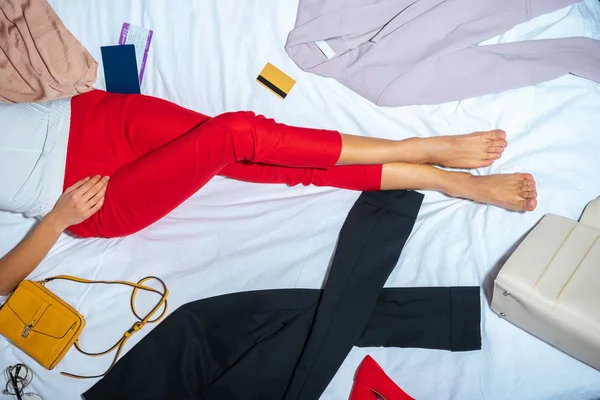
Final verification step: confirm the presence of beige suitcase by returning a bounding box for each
[491,199,600,370]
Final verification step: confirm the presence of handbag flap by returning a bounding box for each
[496,214,577,297]
[5,281,82,338]
[552,235,600,335]
[527,223,599,310]
[495,213,600,322]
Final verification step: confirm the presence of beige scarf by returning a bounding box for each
[0,0,97,103]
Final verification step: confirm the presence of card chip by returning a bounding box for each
[257,63,296,99]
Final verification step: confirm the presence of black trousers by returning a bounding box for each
[84,191,481,400]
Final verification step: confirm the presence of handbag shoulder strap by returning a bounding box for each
[41,275,168,379]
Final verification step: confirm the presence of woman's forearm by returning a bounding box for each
[0,176,109,296]
[0,213,65,296]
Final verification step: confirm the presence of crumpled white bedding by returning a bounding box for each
[1,1,600,399]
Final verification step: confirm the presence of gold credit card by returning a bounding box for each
[257,63,296,99]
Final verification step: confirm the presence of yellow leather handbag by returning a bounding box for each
[0,275,168,379]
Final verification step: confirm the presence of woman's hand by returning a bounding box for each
[0,175,109,296]
[47,175,110,231]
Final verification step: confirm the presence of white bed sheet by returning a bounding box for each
[1,1,600,399]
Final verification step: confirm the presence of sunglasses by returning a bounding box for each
[2,364,42,400]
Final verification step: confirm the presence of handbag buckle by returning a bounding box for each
[21,324,33,339]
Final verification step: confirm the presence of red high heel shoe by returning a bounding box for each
[349,355,415,400]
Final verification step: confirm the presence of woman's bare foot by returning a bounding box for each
[379,162,537,212]
[423,130,508,169]
[454,173,538,212]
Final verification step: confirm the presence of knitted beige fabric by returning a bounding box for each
[0,0,97,103]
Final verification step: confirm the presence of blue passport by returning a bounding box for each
[101,44,141,94]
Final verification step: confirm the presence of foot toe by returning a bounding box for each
[486,146,504,154]
[489,140,508,148]
[486,130,506,140]
[520,190,537,199]
[520,173,534,181]
[485,154,501,162]
[521,182,535,191]
[525,198,537,211]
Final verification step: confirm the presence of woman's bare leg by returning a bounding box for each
[337,130,508,169]
[381,163,537,212]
